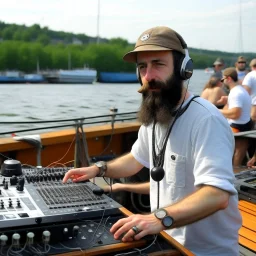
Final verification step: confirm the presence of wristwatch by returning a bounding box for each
[94,161,107,177]
[154,208,174,229]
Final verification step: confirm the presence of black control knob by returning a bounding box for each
[63,228,69,240]
[4,181,8,190]
[10,176,18,186]
[16,199,21,208]
[73,225,79,238]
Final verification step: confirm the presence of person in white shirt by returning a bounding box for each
[63,26,241,256]
[242,58,256,126]
[235,56,248,84]
[218,67,252,166]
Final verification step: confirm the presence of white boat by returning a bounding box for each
[46,69,97,84]
[204,67,214,74]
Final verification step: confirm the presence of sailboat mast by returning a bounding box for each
[96,0,100,44]
[238,0,243,53]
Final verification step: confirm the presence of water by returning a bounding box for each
[0,70,211,135]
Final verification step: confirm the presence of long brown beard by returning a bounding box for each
[137,74,183,126]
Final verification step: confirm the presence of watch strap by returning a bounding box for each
[95,161,107,177]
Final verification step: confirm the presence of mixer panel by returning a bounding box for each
[0,166,121,228]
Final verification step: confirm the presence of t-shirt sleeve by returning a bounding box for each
[131,125,150,168]
[191,115,237,195]
[242,73,252,88]
[228,90,243,109]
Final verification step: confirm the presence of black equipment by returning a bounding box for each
[234,168,256,203]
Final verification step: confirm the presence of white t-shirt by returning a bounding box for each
[131,95,242,256]
[242,70,256,105]
[227,85,251,125]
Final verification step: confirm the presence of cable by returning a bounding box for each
[114,235,158,256]
[46,134,76,168]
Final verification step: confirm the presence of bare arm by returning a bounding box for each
[104,182,150,194]
[110,185,230,242]
[63,152,143,183]
[220,107,242,119]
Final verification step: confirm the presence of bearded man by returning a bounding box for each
[63,26,242,256]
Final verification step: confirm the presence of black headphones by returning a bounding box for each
[136,32,193,84]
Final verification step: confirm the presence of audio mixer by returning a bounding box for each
[0,159,190,256]
[0,159,127,255]
[234,168,256,203]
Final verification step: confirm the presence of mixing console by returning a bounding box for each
[234,168,256,203]
[0,160,180,256]
[0,166,121,229]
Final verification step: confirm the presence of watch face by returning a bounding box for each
[162,216,173,228]
[155,209,167,219]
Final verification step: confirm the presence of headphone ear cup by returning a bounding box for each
[180,57,193,80]
[136,68,142,85]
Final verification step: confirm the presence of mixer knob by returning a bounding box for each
[42,230,51,244]
[4,181,8,190]
[51,173,56,180]
[10,176,18,186]
[16,199,21,208]
[63,228,69,240]
[26,175,31,183]
[35,175,39,182]
[73,225,79,238]
[47,174,51,181]
[39,175,43,182]
[2,178,5,185]
[16,185,24,192]
[43,174,47,181]
[8,201,13,208]
[0,234,8,246]
[12,233,20,249]
[27,232,35,245]
[0,200,4,209]
[18,177,25,185]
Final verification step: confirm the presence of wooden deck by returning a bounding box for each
[238,200,256,254]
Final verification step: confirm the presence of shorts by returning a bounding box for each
[230,119,253,133]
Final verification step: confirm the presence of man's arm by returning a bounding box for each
[104,182,150,194]
[110,184,230,242]
[63,152,144,183]
[220,107,241,119]
[164,185,229,228]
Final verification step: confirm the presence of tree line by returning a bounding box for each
[0,21,255,73]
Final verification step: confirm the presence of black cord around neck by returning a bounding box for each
[152,95,199,169]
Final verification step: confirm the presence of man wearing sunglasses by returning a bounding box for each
[242,58,256,126]
[218,67,252,166]
[235,56,248,84]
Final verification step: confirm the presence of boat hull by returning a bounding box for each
[98,72,138,83]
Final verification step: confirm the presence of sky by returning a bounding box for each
[1,0,255,53]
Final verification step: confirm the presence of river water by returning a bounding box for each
[0,69,211,135]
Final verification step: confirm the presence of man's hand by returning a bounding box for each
[217,96,228,105]
[110,213,163,242]
[247,156,256,168]
[62,165,99,183]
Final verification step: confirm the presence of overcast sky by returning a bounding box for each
[1,0,255,53]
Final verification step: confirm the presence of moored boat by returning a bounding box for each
[45,69,97,84]
[98,71,138,83]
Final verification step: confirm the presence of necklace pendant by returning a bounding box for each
[150,166,165,182]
